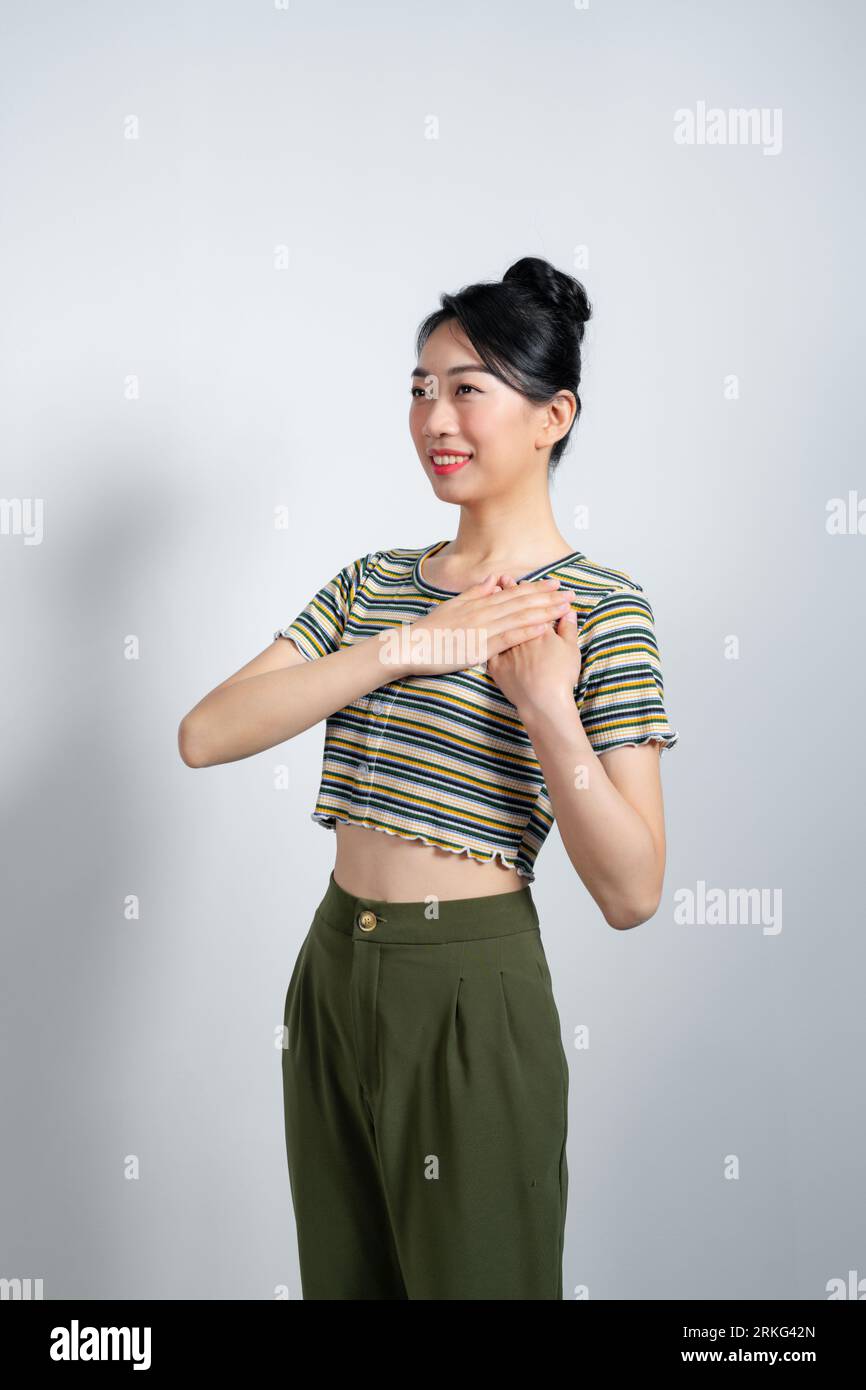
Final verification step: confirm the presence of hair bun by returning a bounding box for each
[503,256,592,327]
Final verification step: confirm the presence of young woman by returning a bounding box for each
[178,256,679,1301]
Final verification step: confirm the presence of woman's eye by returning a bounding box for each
[410,383,480,398]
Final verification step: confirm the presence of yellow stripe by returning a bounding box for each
[316,773,526,834]
[322,734,539,800]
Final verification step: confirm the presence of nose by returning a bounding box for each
[420,387,460,438]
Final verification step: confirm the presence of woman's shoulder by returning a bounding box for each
[334,545,422,572]
[357,542,444,577]
[558,549,646,600]
[344,545,430,590]
[368,542,431,561]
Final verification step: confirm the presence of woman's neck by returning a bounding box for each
[443,513,575,574]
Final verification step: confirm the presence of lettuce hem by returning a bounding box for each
[308,811,536,882]
[596,729,679,756]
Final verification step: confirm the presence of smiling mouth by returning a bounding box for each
[430,453,472,473]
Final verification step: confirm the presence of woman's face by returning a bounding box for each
[409,319,563,501]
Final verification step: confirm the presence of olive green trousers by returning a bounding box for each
[281,870,569,1300]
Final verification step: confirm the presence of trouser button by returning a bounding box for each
[356,909,378,932]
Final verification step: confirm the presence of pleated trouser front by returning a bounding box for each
[281,870,569,1300]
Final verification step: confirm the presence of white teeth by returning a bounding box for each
[432,455,470,465]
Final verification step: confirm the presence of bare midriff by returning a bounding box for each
[333,821,527,902]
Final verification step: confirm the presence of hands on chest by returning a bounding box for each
[484,573,581,717]
[401,572,576,695]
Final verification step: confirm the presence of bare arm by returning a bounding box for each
[177,634,407,768]
[521,693,667,930]
[177,574,571,769]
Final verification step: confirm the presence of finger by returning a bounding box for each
[480,592,569,625]
[490,621,550,654]
[482,576,562,606]
[459,572,501,597]
[487,591,573,626]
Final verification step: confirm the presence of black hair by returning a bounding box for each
[415,256,592,473]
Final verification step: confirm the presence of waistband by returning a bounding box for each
[314,870,540,944]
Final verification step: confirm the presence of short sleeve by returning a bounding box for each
[575,585,679,756]
[273,552,377,659]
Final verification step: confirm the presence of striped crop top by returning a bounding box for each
[273,540,679,883]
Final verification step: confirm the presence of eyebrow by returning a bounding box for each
[411,364,495,378]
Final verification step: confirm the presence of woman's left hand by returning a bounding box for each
[486,574,582,715]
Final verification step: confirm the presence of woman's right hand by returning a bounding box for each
[397,574,574,677]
